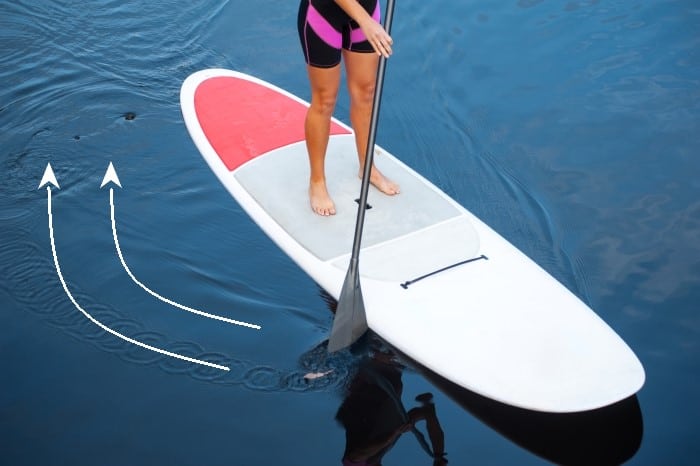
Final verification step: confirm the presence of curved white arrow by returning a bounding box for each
[41,163,230,371]
[102,163,261,330]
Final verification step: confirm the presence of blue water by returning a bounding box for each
[1,0,698,464]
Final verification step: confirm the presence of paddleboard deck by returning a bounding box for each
[181,69,644,413]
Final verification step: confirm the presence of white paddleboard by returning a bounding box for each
[180,69,644,412]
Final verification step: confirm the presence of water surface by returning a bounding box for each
[1,0,699,464]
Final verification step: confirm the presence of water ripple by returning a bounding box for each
[1,226,351,394]
[1,0,234,148]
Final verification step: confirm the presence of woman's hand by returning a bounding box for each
[334,0,393,58]
[359,17,393,58]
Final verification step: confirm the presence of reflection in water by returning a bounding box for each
[413,356,644,466]
[314,290,643,465]
[431,366,643,465]
[336,348,447,466]
[315,291,447,465]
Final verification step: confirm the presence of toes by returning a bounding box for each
[379,181,400,196]
[364,170,400,196]
[309,183,336,216]
[311,203,336,216]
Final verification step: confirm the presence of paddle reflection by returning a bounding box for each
[314,290,447,465]
[336,349,447,466]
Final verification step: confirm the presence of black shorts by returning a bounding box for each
[297,0,381,68]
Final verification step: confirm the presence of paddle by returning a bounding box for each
[328,0,397,353]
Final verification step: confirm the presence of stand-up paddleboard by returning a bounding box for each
[180,69,644,413]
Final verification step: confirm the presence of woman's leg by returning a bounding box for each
[305,64,342,216]
[343,49,400,195]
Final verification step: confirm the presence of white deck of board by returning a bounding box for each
[181,69,645,413]
[230,134,644,412]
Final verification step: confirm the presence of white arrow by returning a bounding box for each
[44,165,230,371]
[100,161,122,188]
[38,162,60,189]
[103,163,261,330]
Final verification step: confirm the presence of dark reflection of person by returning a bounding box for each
[335,349,447,466]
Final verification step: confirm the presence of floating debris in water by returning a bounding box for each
[303,370,333,380]
[123,112,136,121]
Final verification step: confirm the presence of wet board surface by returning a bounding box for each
[181,69,645,412]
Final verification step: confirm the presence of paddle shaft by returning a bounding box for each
[328,0,397,352]
[348,0,396,261]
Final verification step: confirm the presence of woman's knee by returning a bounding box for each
[311,90,338,117]
[348,79,376,108]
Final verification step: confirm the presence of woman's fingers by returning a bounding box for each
[363,21,393,58]
[374,35,393,57]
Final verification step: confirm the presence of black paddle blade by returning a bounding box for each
[328,263,368,352]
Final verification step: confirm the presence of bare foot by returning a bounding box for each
[360,166,400,195]
[309,181,336,216]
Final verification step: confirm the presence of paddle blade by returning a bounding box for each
[328,264,368,352]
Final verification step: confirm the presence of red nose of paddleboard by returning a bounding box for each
[194,76,349,171]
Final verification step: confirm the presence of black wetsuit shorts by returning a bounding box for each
[297,0,381,68]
